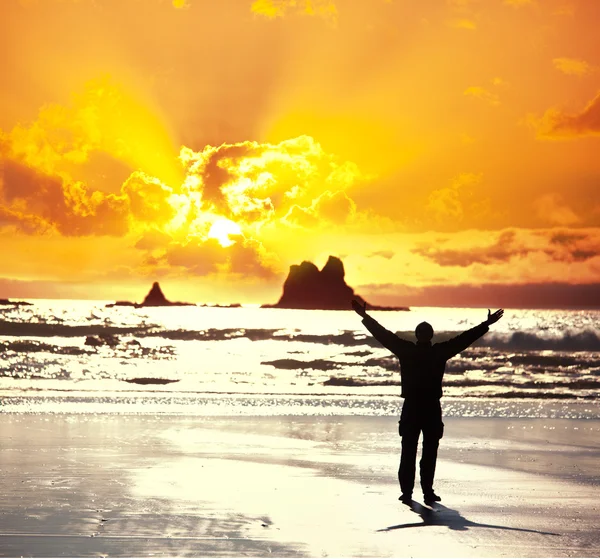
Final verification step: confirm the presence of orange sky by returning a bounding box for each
[1,0,599,307]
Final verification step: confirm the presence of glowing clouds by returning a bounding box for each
[2,76,182,188]
[127,134,365,278]
[464,78,507,107]
[122,172,176,225]
[464,86,500,107]
[553,57,595,77]
[178,135,363,229]
[284,190,356,228]
[446,0,478,30]
[1,103,365,281]
[426,173,484,224]
[251,0,338,21]
[251,0,283,18]
[447,18,477,30]
[136,134,366,277]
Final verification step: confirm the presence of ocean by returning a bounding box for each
[1,301,599,418]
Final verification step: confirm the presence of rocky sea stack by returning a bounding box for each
[263,256,408,311]
[106,282,195,308]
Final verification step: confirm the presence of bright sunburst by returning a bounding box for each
[208,218,243,247]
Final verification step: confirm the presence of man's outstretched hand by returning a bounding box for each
[486,309,504,326]
[352,299,368,318]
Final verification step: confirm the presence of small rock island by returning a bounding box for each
[262,256,408,311]
[106,282,195,308]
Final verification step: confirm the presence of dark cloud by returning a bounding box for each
[2,158,66,220]
[192,146,249,213]
[0,206,49,234]
[359,282,600,309]
[535,91,600,138]
[1,159,130,236]
[571,250,598,261]
[414,229,600,267]
[543,229,600,262]
[550,231,589,245]
[413,230,530,266]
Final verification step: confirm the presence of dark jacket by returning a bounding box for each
[362,316,489,401]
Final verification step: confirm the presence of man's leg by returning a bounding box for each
[398,401,420,501]
[399,432,419,499]
[398,408,419,500]
[419,432,440,496]
[420,405,444,501]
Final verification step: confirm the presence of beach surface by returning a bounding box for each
[0,412,599,557]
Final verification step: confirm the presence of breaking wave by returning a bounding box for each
[2,319,599,353]
[475,329,600,352]
[323,376,600,391]
[0,319,150,338]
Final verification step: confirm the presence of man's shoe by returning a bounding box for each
[399,494,413,505]
[423,492,441,504]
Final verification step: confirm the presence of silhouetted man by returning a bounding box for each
[352,300,504,505]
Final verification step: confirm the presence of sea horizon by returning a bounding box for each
[3,296,600,311]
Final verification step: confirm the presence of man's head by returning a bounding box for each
[415,321,434,342]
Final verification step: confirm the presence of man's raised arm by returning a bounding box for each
[439,308,504,360]
[352,299,411,356]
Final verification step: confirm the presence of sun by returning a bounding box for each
[208,218,243,247]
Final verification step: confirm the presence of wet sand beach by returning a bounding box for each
[0,412,599,557]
